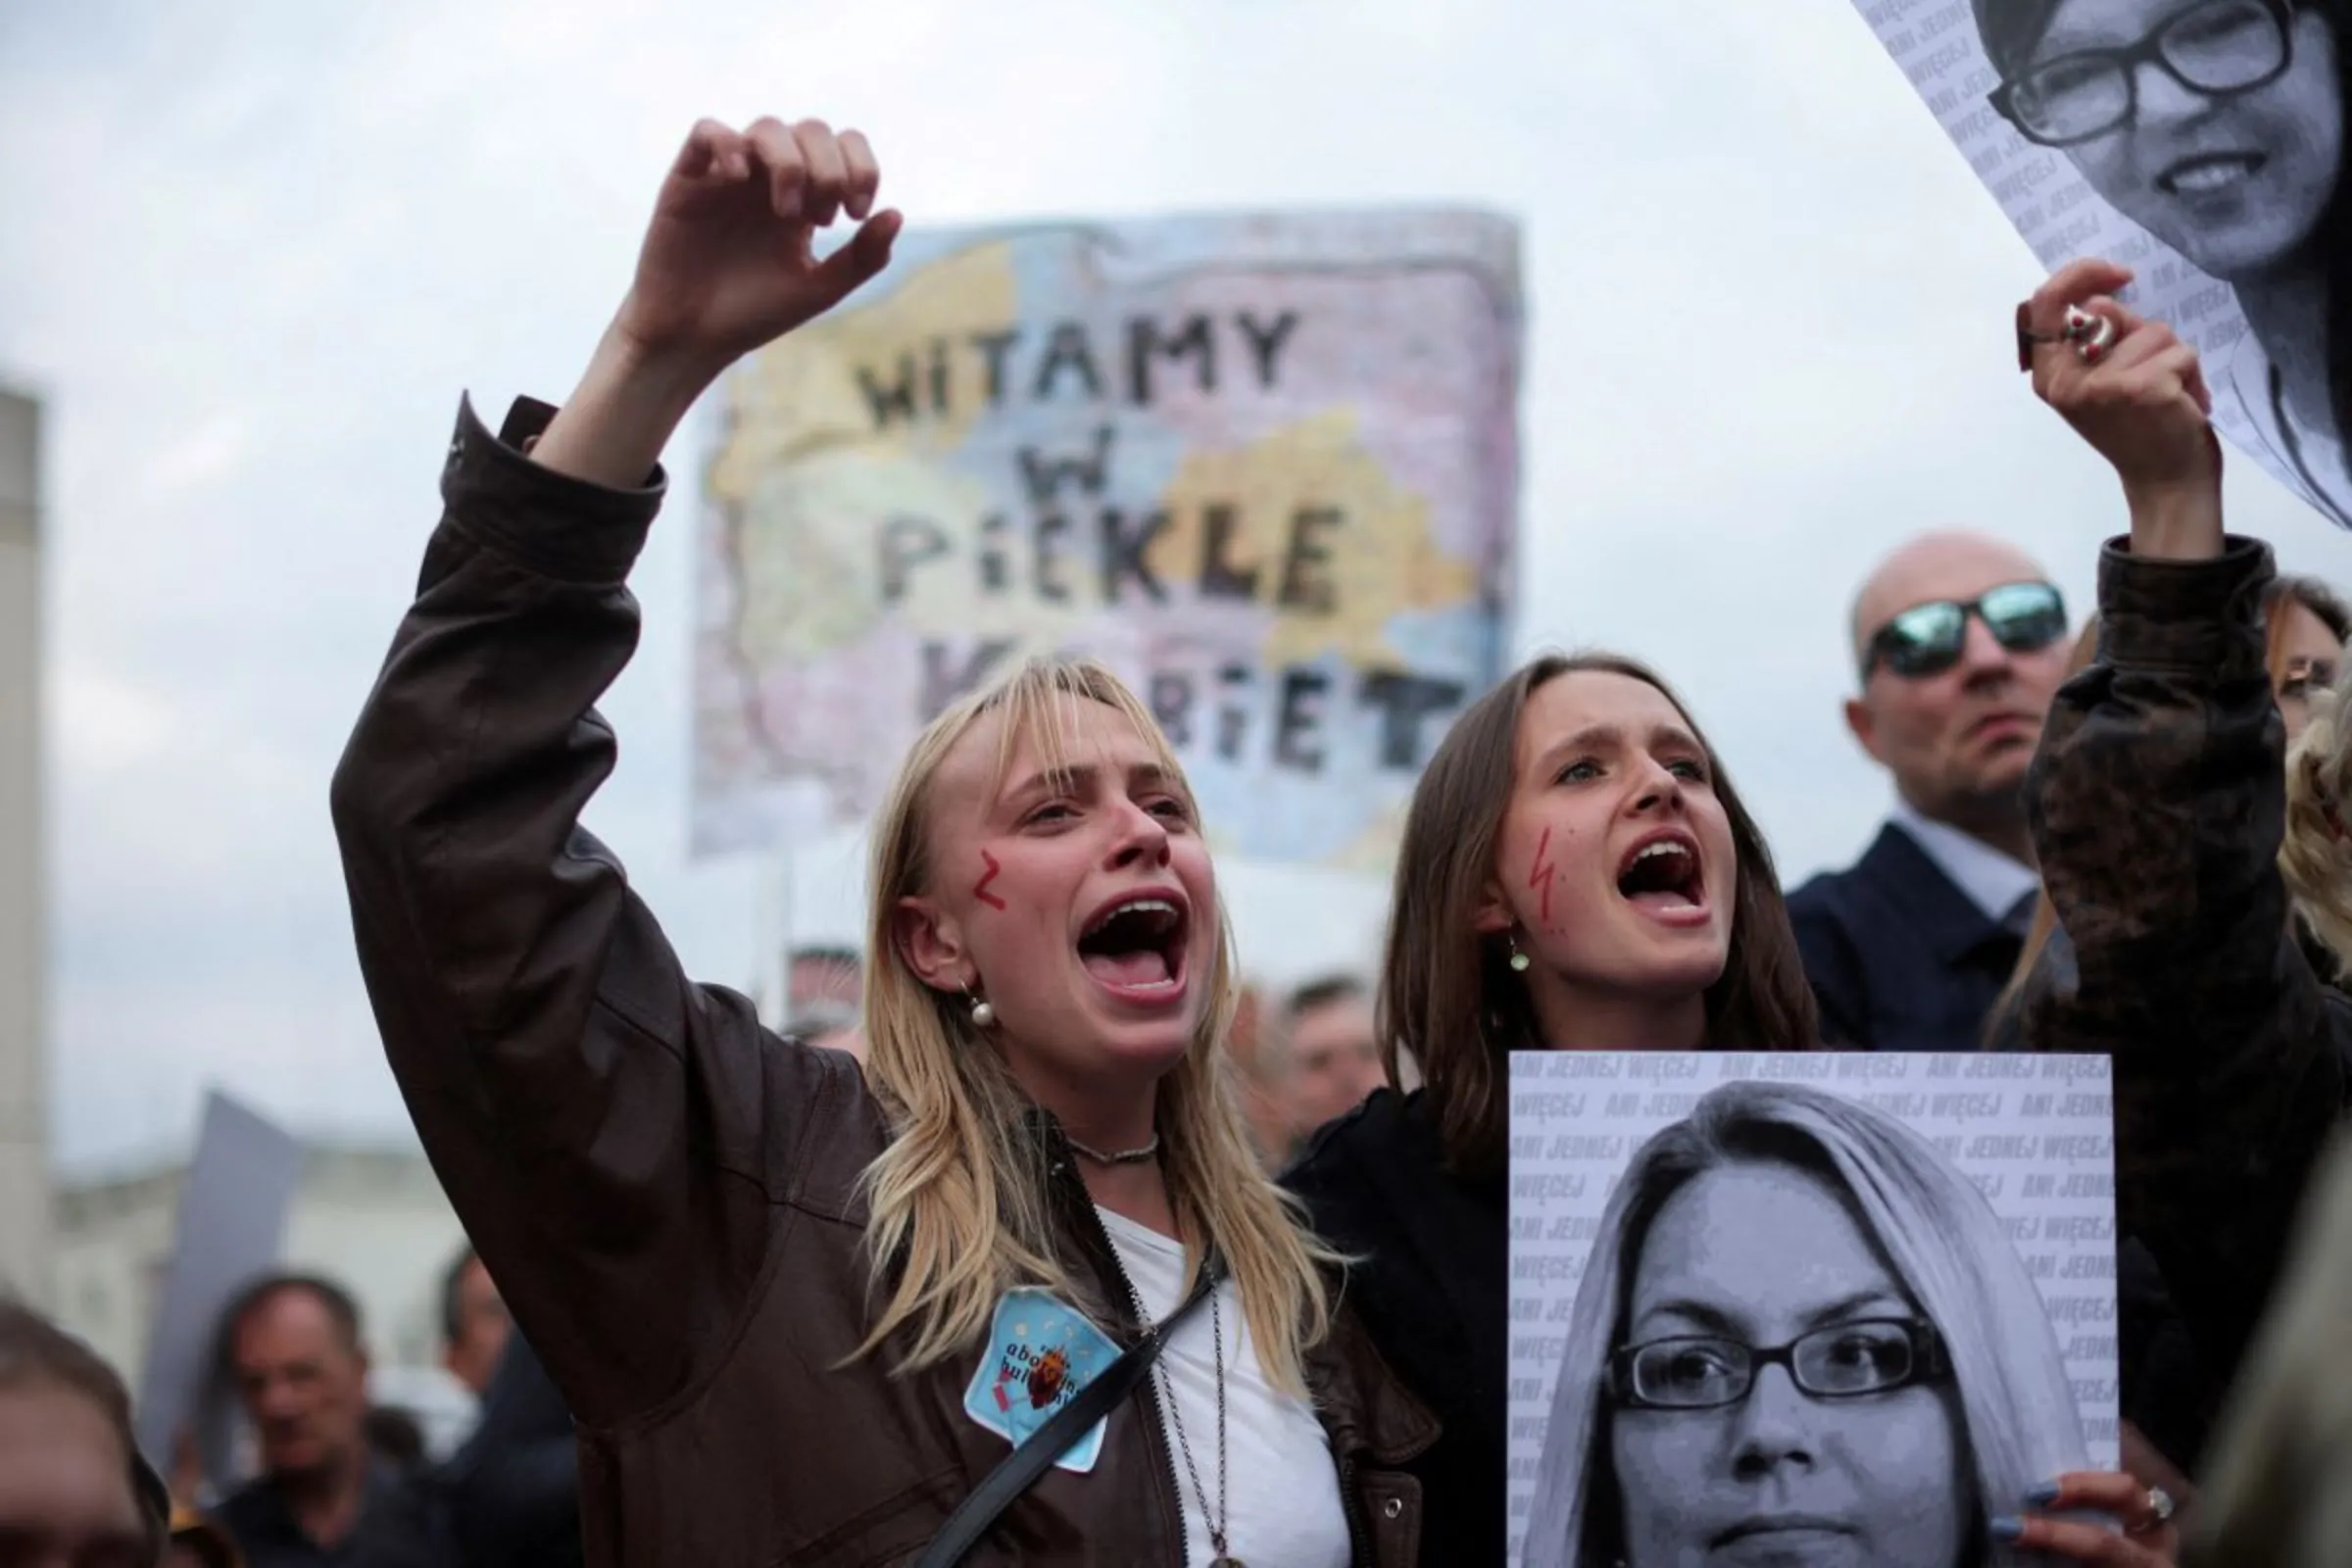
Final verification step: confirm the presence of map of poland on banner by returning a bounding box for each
[692,210,1522,870]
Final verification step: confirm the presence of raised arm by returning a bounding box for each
[2019,260,2349,1390]
[327,118,900,1427]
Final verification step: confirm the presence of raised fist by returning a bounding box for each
[2022,258,2217,496]
[611,116,903,372]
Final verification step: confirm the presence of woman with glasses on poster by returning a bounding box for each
[1521,1081,2178,1568]
[1979,0,2352,524]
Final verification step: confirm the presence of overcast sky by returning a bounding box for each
[6,0,2347,1174]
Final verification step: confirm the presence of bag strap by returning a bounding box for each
[914,1258,1223,1568]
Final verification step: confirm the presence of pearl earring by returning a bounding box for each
[1507,932,1531,973]
[968,988,996,1029]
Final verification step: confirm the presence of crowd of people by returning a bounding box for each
[10,108,2352,1566]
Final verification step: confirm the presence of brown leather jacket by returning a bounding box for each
[2020,536,2352,1399]
[329,395,1439,1567]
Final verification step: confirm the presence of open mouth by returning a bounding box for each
[1076,892,1189,995]
[1615,832,1704,912]
[2159,151,2264,196]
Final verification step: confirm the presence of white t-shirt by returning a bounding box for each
[1097,1206,1351,1568]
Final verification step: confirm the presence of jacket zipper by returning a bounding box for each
[1054,1153,1192,1567]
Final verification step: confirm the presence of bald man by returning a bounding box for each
[1785,530,2075,1051]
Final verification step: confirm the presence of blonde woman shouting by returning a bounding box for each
[331,115,1432,1567]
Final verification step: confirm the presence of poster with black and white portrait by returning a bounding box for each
[1850,0,2352,528]
[1505,1051,2119,1568]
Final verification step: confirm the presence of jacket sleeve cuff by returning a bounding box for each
[438,393,667,585]
[2095,534,2273,680]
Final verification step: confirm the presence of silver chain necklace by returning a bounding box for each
[1066,1131,1160,1165]
[1126,1271,1238,1567]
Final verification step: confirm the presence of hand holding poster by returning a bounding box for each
[693,211,1521,869]
[1850,0,2352,526]
[1507,1051,2120,1567]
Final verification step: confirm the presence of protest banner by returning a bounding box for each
[1506,1050,2120,1567]
[132,1090,304,1480]
[1849,0,2352,526]
[693,210,1522,870]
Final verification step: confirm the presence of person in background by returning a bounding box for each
[2015,254,2352,1504]
[1998,576,2352,1043]
[1788,529,2076,1051]
[1982,617,2219,1498]
[437,1248,510,1401]
[437,1334,582,1568]
[212,1276,443,1568]
[353,1413,423,1479]
[165,1508,243,1568]
[1271,974,1384,1156]
[1982,594,2352,1491]
[2264,575,2351,743]
[1217,980,1298,1170]
[0,1298,170,1568]
[2281,667,2352,982]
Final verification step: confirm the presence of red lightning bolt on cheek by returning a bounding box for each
[1527,826,1556,927]
[971,850,1007,910]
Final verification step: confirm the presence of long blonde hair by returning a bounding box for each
[2282,671,2352,976]
[849,656,1336,1393]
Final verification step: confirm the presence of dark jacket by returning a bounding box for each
[2180,1127,2352,1568]
[439,1334,581,1568]
[214,1464,447,1568]
[1786,824,2025,1052]
[328,395,1438,1568]
[2018,536,2352,1404]
[1284,1091,1505,1568]
[1989,921,2225,1474]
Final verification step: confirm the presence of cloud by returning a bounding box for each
[6,0,2350,1169]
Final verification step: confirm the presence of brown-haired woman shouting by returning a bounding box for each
[331,114,1432,1567]
[1286,650,1818,1565]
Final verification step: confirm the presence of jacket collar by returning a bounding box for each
[1858,822,2024,965]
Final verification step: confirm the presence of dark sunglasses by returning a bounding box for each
[1861,581,2068,680]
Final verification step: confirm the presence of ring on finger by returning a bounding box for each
[2128,1486,2176,1535]
[2064,305,2117,364]
[2015,302,2063,370]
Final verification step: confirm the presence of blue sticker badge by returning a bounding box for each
[961,1288,1122,1474]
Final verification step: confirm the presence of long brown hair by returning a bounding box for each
[1378,651,1816,1174]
